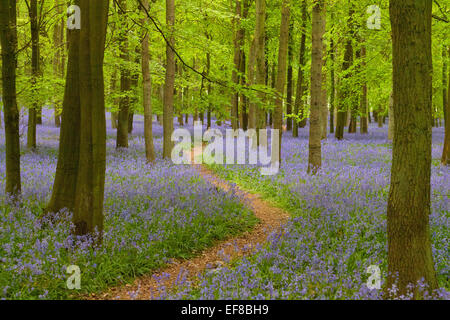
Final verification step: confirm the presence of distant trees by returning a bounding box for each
[387,0,438,297]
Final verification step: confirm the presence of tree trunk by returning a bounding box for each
[247,0,266,139]
[141,0,156,163]
[27,0,39,150]
[360,45,368,134]
[442,46,450,165]
[255,0,266,141]
[335,5,355,140]
[163,0,175,159]
[388,92,394,141]
[230,0,244,130]
[378,113,383,127]
[73,0,109,237]
[320,20,328,140]
[386,0,438,297]
[273,0,290,163]
[53,0,63,128]
[116,0,130,148]
[240,50,248,131]
[110,70,118,129]
[294,0,308,137]
[286,21,293,132]
[308,0,325,174]
[0,0,21,196]
[329,36,336,134]
[46,6,82,215]
[128,47,140,135]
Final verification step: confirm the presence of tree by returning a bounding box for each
[442,46,450,165]
[320,18,328,140]
[27,0,40,150]
[46,2,82,215]
[273,0,290,163]
[386,0,438,297]
[388,92,394,141]
[329,35,336,134]
[141,0,156,163]
[73,0,109,236]
[47,0,109,238]
[116,0,131,149]
[254,0,266,137]
[0,0,21,197]
[293,0,308,137]
[163,0,175,159]
[52,0,65,128]
[360,44,368,134]
[286,21,293,132]
[230,0,244,130]
[308,0,325,174]
[248,0,266,137]
[335,4,355,140]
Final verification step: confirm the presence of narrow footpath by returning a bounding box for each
[90,147,290,300]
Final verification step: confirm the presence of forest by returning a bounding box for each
[0,0,448,301]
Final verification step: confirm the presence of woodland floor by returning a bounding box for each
[0,109,448,300]
[91,153,290,300]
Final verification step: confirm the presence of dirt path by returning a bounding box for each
[89,147,289,300]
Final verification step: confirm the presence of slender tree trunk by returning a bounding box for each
[163,0,175,159]
[286,21,293,132]
[329,34,336,134]
[442,46,450,165]
[231,0,243,130]
[206,45,212,129]
[247,0,266,138]
[336,5,355,140]
[255,0,266,141]
[269,63,276,127]
[141,0,155,163]
[73,0,109,237]
[240,50,248,131]
[116,0,130,148]
[378,112,383,127]
[273,0,290,163]
[27,0,39,150]
[360,45,368,134]
[294,0,308,137]
[178,63,184,126]
[247,30,257,131]
[53,0,63,128]
[320,19,328,140]
[128,47,140,135]
[110,70,118,129]
[0,0,21,196]
[308,0,325,174]
[387,0,438,297]
[388,92,394,141]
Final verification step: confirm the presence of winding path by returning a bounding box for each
[89,147,289,300]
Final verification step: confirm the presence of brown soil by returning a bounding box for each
[87,147,290,300]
